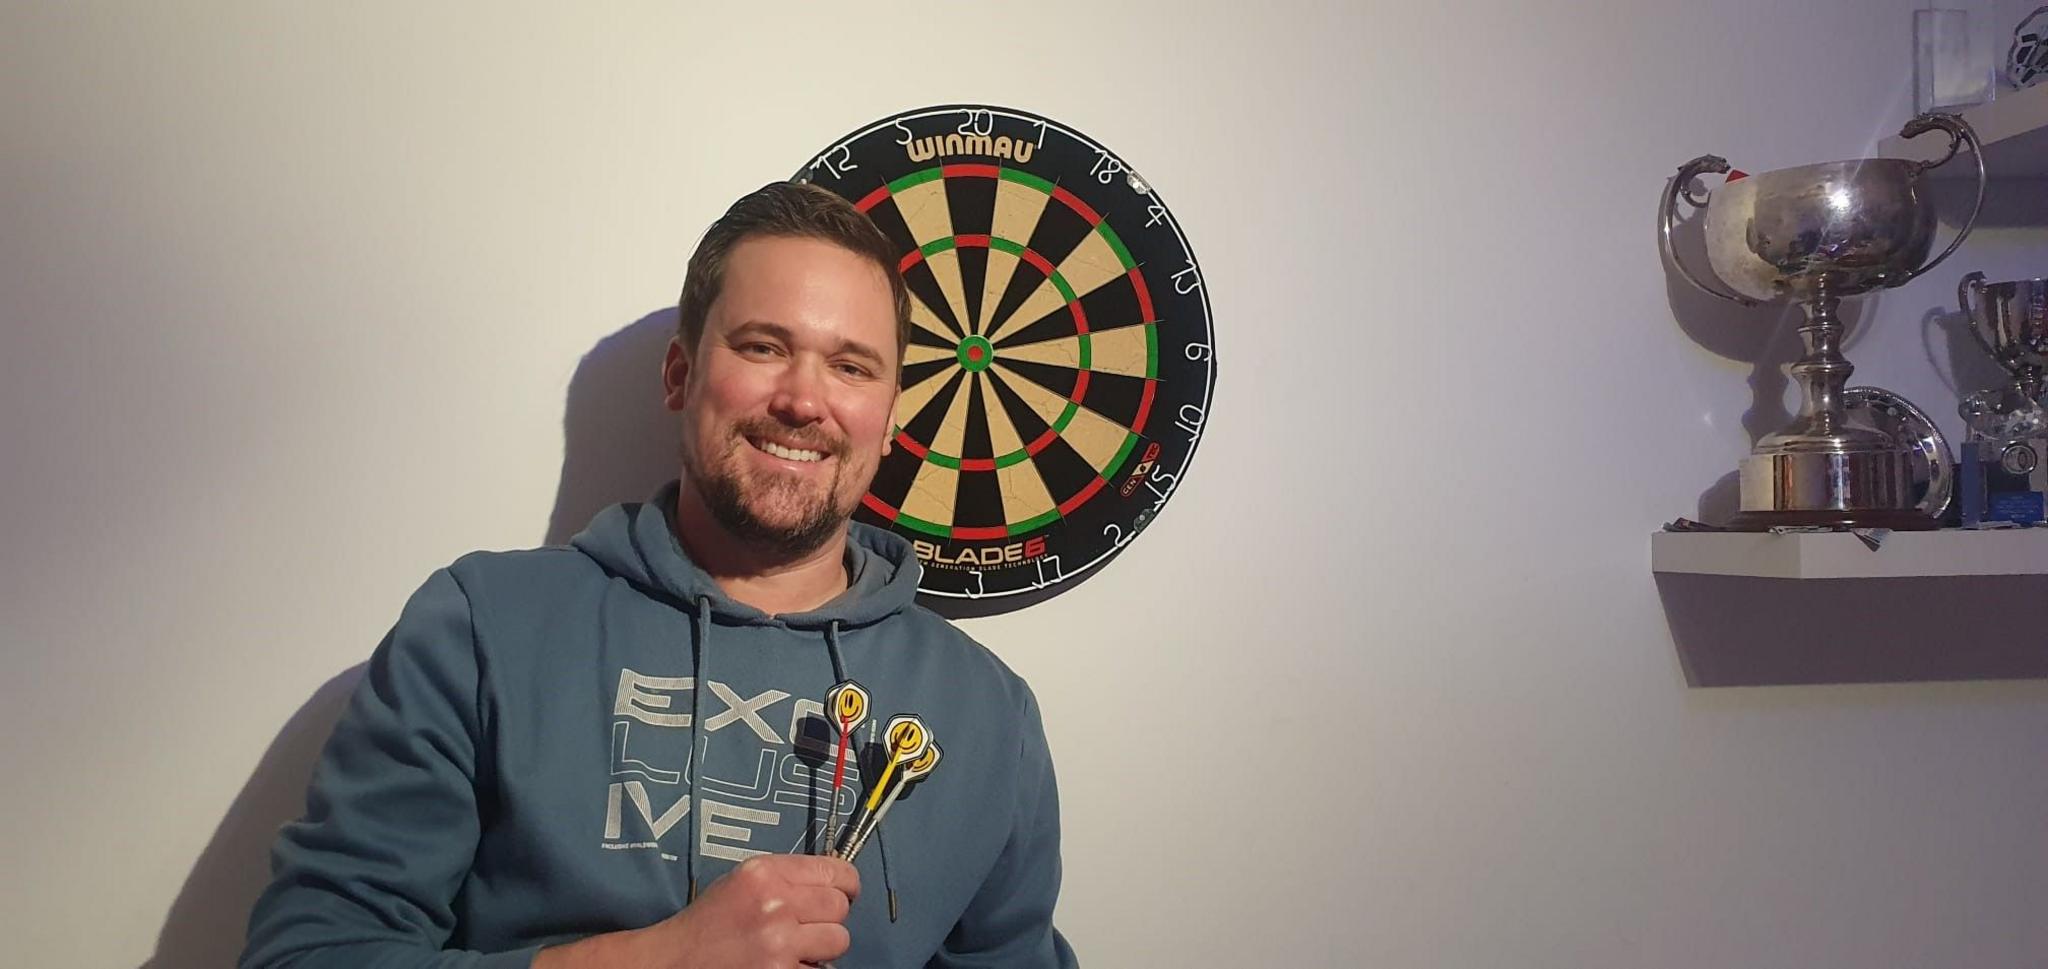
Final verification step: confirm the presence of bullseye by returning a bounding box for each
[955,334,995,373]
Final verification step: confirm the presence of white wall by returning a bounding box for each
[6,2,2048,967]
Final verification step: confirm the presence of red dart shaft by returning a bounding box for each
[830,725,851,792]
[823,725,852,852]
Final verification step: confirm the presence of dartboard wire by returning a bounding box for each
[943,174,996,333]
[991,264,1158,347]
[947,374,1010,540]
[980,177,1088,342]
[977,169,1074,337]
[987,257,1138,348]
[811,105,1217,597]
[985,361,1144,487]
[863,162,1131,345]
[924,248,974,334]
[893,335,1145,477]
[995,312,1158,390]
[896,460,962,538]
[977,369,1062,526]
[813,104,1211,391]
[889,178,974,335]
[981,226,1137,347]
[891,357,961,438]
[869,368,1063,540]
[983,174,1055,336]
[983,254,1162,438]
[895,372,977,536]
[998,327,1153,381]
[893,359,975,464]
[910,224,1137,388]
[902,342,956,367]
[979,368,1101,530]
[986,366,1120,521]
[906,287,960,345]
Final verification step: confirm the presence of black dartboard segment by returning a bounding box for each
[796,105,1216,617]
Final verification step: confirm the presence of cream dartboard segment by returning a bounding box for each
[798,105,1216,617]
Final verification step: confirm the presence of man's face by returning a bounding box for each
[664,235,899,557]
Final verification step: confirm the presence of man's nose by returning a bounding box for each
[768,356,827,424]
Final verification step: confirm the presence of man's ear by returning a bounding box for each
[661,336,691,412]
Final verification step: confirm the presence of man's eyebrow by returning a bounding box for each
[729,320,888,368]
[836,338,888,368]
[728,320,796,342]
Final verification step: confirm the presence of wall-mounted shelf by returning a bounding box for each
[1651,529,2048,579]
[1652,530,2048,687]
[1878,81,2048,178]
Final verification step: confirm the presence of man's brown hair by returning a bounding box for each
[677,181,911,364]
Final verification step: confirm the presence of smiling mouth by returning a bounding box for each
[750,436,827,463]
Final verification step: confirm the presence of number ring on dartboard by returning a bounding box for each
[796,105,1215,617]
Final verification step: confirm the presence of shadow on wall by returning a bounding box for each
[142,308,682,966]
[140,664,365,969]
[544,308,683,546]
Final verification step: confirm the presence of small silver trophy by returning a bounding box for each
[1959,272,2048,410]
[1956,272,2048,524]
[1661,112,1985,530]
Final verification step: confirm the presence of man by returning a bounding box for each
[240,182,1077,968]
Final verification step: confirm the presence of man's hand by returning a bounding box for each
[533,855,860,969]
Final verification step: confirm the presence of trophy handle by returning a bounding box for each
[1661,155,1757,306]
[1959,271,2001,362]
[1896,112,1986,285]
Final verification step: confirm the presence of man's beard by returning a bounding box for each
[686,418,856,558]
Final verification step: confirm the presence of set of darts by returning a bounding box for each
[815,679,941,863]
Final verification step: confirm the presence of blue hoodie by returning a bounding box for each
[240,482,1077,968]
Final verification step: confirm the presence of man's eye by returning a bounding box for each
[738,343,778,357]
[835,362,874,378]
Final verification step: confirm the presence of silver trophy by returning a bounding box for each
[1662,112,1985,530]
[1959,272,2048,409]
[1955,273,2048,524]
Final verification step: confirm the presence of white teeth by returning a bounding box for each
[758,439,823,462]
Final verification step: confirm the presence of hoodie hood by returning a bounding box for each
[571,479,923,629]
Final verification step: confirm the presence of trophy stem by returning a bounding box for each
[1790,277,1851,436]
[1726,275,1932,531]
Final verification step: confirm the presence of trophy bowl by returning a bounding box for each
[1704,158,1939,302]
[1662,112,1985,530]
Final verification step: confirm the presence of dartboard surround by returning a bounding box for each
[797,107,1213,613]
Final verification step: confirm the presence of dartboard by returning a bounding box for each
[796,105,1215,617]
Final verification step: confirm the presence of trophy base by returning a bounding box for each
[1722,507,1941,531]
[1732,446,1931,531]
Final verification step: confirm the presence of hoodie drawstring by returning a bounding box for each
[877,825,899,922]
[825,620,849,684]
[689,596,711,903]
[824,620,898,922]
